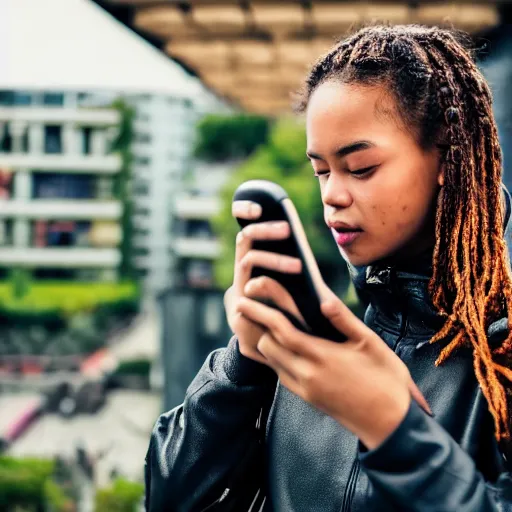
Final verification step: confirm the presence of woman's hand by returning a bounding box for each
[236,285,432,450]
[224,201,305,366]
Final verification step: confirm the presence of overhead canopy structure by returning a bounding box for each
[95,1,501,114]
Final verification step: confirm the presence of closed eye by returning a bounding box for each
[314,170,329,178]
[350,166,377,176]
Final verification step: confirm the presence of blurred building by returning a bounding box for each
[0,0,227,294]
[130,94,208,293]
[0,92,122,281]
[173,162,236,288]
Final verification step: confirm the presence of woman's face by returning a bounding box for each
[306,80,443,267]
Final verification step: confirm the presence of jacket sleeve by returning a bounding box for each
[359,400,512,512]
[144,336,277,512]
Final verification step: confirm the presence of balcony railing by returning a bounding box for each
[0,200,122,220]
[0,247,121,268]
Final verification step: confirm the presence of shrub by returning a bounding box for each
[94,478,144,512]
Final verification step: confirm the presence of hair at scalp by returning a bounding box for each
[296,25,512,441]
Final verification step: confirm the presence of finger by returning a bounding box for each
[257,333,316,403]
[231,314,269,365]
[257,332,300,383]
[241,250,302,275]
[234,230,253,295]
[232,200,262,220]
[238,297,323,361]
[320,292,366,340]
[244,276,306,325]
[242,221,290,241]
[408,379,434,416]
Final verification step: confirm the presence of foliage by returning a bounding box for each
[0,281,139,315]
[194,114,270,162]
[0,282,140,354]
[111,99,136,280]
[212,118,346,291]
[0,457,74,511]
[44,480,73,512]
[94,478,144,512]
[113,359,151,377]
[9,268,32,300]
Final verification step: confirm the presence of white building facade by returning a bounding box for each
[0,0,228,293]
[0,91,122,280]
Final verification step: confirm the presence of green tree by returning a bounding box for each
[111,99,136,280]
[212,118,348,293]
[194,114,270,162]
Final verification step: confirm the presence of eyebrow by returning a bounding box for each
[306,141,375,160]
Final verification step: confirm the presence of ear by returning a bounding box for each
[437,163,445,187]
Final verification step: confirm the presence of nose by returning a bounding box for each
[322,173,353,210]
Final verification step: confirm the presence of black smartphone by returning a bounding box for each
[233,179,347,343]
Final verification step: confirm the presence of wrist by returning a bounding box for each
[356,392,411,450]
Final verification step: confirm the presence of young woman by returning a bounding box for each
[145,25,512,511]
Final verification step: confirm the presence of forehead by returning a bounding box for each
[306,81,409,152]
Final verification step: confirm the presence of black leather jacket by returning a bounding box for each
[145,188,512,512]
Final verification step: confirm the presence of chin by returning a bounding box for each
[337,242,390,268]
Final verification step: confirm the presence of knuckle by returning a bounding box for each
[241,225,254,239]
[236,231,245,245]
[240,253,252,269]
[238,342,251,358]
[256,275,271,292]
[224,288,232,307]
[300,365,316,387]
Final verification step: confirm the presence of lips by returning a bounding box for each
[332,229,362,247]
[328,221,363,247]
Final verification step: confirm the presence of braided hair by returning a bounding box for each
[295,25,512,441]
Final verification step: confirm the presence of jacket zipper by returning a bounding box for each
[340,458,360,512]
[392,283,409,351]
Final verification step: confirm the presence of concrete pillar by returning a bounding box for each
[0,221,6,245]
[63,123,78,155]
[28,123,44,154]
[14,170,32,200]
[91,129,105,156]
[10,121,27,153]
[96,176,112,200]
[13,219,29,247]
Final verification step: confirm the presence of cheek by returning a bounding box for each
[369,197,424,236]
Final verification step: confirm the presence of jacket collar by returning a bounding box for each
[347,184,512,338]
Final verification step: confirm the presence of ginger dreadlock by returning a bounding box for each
[295,25,512,441]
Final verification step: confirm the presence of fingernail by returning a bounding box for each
[249,203,262,218]
[232,201,262,219]
[421,403,434,417]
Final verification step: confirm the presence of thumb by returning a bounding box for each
[320,292,364,341]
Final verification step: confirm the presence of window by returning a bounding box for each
[0,220,13,246]
[44,125,62,154]
[185,219,213,238]
[0,169,13,199]
[0,91,32,106]
[33,173,94,199]
[133,247,149,256]
[21,126,29,153]
[81,127,93,155]
[133,180,150,196]
[134,132,152,144]
[0,124,12,152]
[0,91,14,106]
[135,206,150,216]
[43,93,64,106]
[134,156,151,166]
